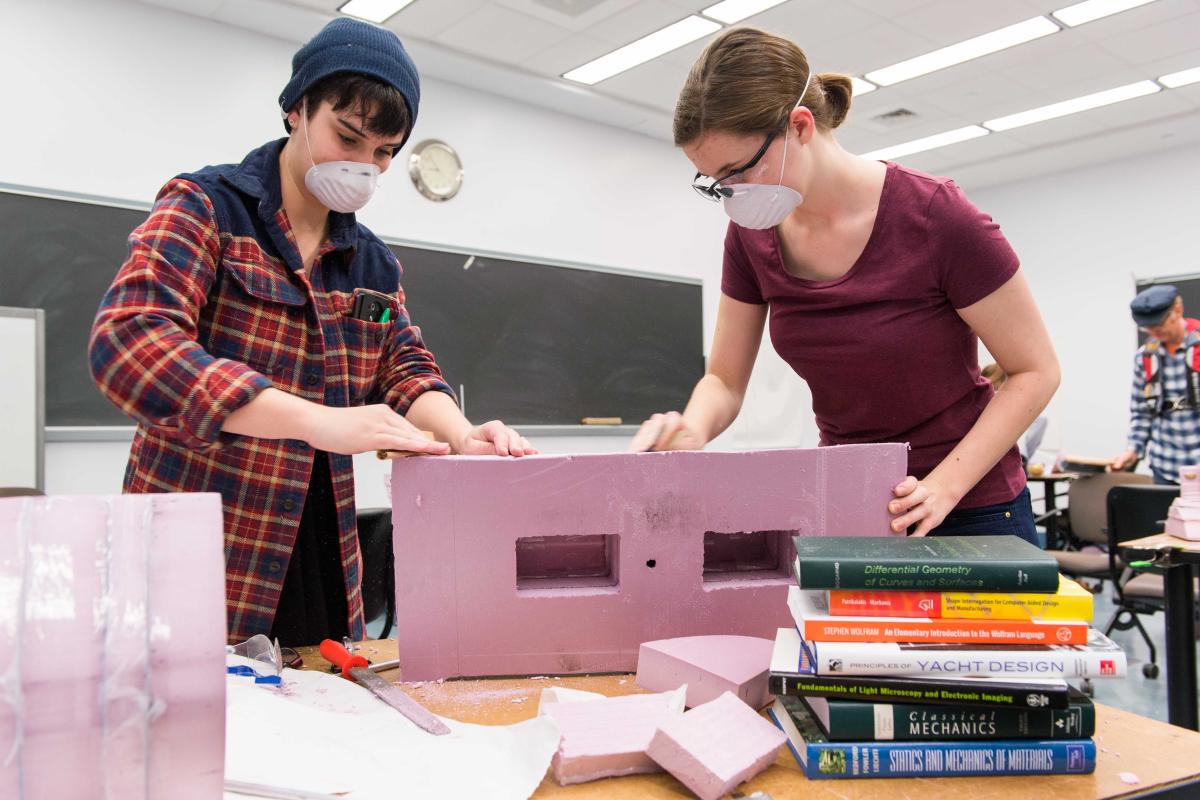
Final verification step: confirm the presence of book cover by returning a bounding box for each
[768,695,1096,779]
[769,628,1071,710]
[793,626,1127,679]
[803,690,1094,741]
[789,586,1089,645]
[827,576,1094,622]
[793,535,1059,592]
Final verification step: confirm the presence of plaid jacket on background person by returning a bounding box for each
[1127,319,1200,483]
[89,139,455,642]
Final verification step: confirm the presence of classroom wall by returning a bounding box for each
[3,0,809,503]
[970,143,1200,468]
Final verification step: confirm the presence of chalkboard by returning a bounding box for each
[1135,273,1200,347]
[0,185,704,428]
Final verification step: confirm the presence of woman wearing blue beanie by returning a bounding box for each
[89,18,533,647]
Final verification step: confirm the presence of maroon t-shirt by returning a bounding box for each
[721,161,1025,509]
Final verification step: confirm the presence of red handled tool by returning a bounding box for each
[320,640,450,735]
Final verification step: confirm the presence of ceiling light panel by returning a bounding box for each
[562,15,721,85]
[858,125,990,161]
[1159,66,1200,88]
[1051,0,1158,27]
[865,16,1060,87]
[338,0,417,24]
[983,80,1160,131]
[701,0,789,25]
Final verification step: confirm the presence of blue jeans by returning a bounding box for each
[1151,466,1178,485]
[923,486,1039,547]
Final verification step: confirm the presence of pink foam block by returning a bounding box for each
[648,691,787,800]
[392,445,907,680]
[0,494,227,800]
[540,690,685,784]
[636,635,774,709]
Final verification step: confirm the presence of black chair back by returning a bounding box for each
[357,507,395,638]
[1105,484,1179,585]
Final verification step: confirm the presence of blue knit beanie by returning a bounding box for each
[279,18,420,146]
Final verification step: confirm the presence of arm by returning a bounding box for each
[89,180,272,450]
[890,269,1060,535]
[1111,351,1150,470]
[630,293,767,451]
[372,278,533,456]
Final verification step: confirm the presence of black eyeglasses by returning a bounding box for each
[691,124,782,202]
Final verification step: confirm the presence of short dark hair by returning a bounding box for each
[303,73,411,142]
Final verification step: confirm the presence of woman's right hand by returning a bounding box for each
[305,404,451,456]
[629,411,707,453]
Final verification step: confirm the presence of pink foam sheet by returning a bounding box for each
[636,635,775,709]
[647,691,787,800]
[540,689,685,785]
[0,494,227,800]
[392,444,907,680]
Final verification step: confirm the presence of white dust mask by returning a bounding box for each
[298,102,380,214]
[721,73,812,230]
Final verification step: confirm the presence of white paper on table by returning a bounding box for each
[222,659,560,800]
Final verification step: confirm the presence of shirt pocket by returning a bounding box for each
[339,292,399,404]
[205,252,309,380]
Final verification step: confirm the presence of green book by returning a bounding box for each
[804,690,1094,741]
[792,536,1060,592]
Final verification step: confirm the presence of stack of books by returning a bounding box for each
[766,535,1126,780]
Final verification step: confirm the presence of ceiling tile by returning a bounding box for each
[433,3,575,65]
[1095,10,1200,64]
[887,0,1047,43]
[1067,0,1200,42]
[385,0,491,39]
[594,56,692,109]
[523,32,622,75]
[584,0,701,45]
[996,87,1190,146]
[494,0,643,33]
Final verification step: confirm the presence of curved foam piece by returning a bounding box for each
[636,634,775,709]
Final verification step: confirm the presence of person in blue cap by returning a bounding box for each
[90,18,534,647]
[1110,284,1200,484]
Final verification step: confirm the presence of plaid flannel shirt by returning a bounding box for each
[1127,319,1200,483]
[90,139,454,642]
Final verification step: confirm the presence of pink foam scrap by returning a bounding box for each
[541,687,686,785]
[647,691,786,800]
[636,635,774,709]
[0,494,226,800]
[392,445,908,680]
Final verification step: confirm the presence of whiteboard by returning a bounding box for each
[0,307,44,490]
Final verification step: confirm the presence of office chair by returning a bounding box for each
[1104,484,1180,679]
[1052,472,1152,590]
[357,507,396,640]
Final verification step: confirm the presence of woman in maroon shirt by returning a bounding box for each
[631,28,1060,544]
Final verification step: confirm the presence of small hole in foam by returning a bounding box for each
[645,559,656,569]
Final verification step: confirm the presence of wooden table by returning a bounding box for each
[1119,533,1200,731]
[299,640,1200,799]
[1027,471,1078,549]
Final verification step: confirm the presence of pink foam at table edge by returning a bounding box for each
[636,635,774,709]
[392,445,908,680]
[0,493,226,800]
[541,689,685,785]
[647,691,786,800]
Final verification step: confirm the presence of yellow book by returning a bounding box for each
[827,576,1094,622]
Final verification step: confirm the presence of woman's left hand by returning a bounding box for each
[888,476,959,537]
[455,420,537,457]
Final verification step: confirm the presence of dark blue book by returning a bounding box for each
[768,695,1095,779]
